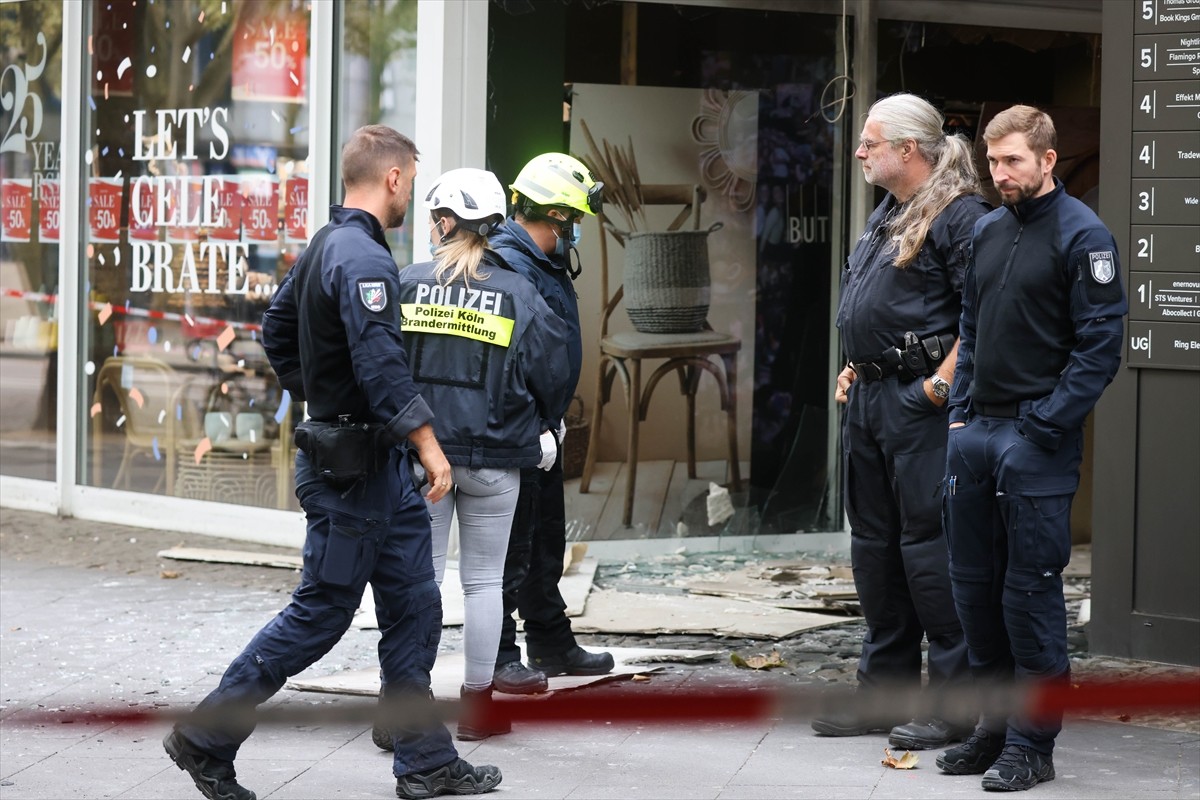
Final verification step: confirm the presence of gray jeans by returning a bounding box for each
[428,466,520,688]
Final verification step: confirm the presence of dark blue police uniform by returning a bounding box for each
[179,206,458,778]
[488,218,579,665]
[835,192,989,693]
[946,179,1127,754]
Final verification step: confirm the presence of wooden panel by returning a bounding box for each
[591,460,674,540]
[564,461,617,542]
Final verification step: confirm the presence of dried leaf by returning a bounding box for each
[881,748,919,769]
[730,650,786,670]
[160,570,181,579]
[631,674,651,682]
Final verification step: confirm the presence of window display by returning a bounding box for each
[0,0,63,481]
[81,0,311,509]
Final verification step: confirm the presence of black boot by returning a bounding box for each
[936,727,1006,775]
[457,684,511,742]
[164,727,257,800]
[888,717,975,750]
[396,757,502,799]
[528,645,615,677]
[492,660,548,694]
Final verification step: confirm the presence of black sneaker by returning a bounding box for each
[888,717,975,750]
[811,708,904,737]
[163,728,257,800]
[980,744,1055,791]
[528,646,615,677]
[395,757,502,799]
[372,721,394,752]
[937,728,1006,774]
[492,660,548,694]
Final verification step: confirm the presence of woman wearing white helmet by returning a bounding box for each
[385,167,573,741]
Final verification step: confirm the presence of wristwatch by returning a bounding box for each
[930,374,951,401]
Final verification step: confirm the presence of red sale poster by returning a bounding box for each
[128,177,157,242]
[2,179,34,242]
[208,177,244,242]
[166,177,204,244]
[37,179,60,243]
[231,7,308,103]
[88,178,124,243]
[284,176,308,243]
[242,175,279,244]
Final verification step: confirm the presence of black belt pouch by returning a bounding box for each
[294,421,378,489]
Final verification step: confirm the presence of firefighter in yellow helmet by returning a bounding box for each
[491,153,610,694]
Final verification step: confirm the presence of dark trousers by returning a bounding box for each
[496,459,574,665]
[945,408,1080,754]
[843,376,968,692]
[180,449,457,778]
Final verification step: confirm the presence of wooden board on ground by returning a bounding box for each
[286,645,719,700]
[572,588,858,640]
[352,557,600,629]
[157,547,302,570]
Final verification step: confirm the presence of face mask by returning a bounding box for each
[572,221,582,244]
[553,228,570,260]
[428,238,438,258]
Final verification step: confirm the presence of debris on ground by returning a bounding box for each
[730,650,786,670]
[882,748,919,769]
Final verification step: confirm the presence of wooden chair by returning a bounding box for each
[580,184,742,526]
[91,356,195,494]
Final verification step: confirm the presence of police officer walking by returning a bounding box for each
[938,105,1127,792]
[162,126,501,800]
[488,153,615,694]
[814,94,989,749]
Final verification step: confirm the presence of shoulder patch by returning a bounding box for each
[359,280,387,312]
[1088,251,1116,284]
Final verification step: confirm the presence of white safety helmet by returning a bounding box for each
[423,168,507,234]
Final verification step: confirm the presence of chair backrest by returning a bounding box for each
[92,356,193,449]
[596,183,706,335]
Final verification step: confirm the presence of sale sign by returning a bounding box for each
[231,7,308,102]
[166,177,204,243]
[128,178,157,242]
[208,177,244,242]
[1,179,34,242]
[242,175,279,243]
[88,178,124,243]
[284,176,308,243]
[38,179,60,242]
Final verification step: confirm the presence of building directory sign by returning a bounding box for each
[1127,0,1200,370]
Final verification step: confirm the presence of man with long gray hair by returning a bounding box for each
[813,93,989,750]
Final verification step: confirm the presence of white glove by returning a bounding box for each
[538,429,557,471]
[556,418,567,449]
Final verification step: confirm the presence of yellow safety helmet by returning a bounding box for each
[510,153,603,217]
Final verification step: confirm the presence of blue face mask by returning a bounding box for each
[572,222,582,244]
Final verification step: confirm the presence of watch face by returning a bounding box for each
[932,377,950,399]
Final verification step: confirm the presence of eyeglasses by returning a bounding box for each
[857,139,890,152]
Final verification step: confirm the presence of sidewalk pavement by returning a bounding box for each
[1,512,1197,800]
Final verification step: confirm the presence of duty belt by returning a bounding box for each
[851,332,956,383]
[974,401,1020,418]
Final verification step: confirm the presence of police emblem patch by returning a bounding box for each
[1089,251,1115,284]
[359,281,387,312]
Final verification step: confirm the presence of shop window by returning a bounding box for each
[338,0,417,266]
[0,0,63,481]
[80,0,310,509]
[489,1,842,539]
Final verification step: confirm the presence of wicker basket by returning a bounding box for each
[561,396,590,480]
[623,223,722,334]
